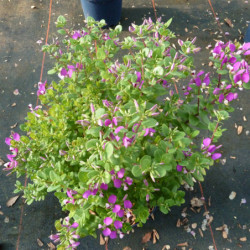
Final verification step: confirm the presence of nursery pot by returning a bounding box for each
[80,0,122,27]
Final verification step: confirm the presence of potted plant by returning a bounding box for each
[80,0,122,27]
[3,16,250,249]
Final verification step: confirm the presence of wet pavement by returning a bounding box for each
[0,0,250,249]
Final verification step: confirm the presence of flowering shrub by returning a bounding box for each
[3,15,250,249]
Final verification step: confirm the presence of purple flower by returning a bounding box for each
[72,31,81,40]
[82,190,92,199]
[176,165,183,172]
[229,43,236,52]
[211,153,221,160]
[100,183,108,190]
[226,92,235,102]
[242,42,250,50]
[208,145,217,153]
[114,179,122,188]
[90,103,95,114]
[114,220,123,229]
[50,234,60,242]
[37,81,46,96]
[108,194,117,204]
[213,88,221,95]
[178,39,184,46]
[70,222,79,228]
[124,200,132,209]
[104,217,113,226]
[5,137,11,146]
[143,179,149,186]
[103,228,111,236]
[146,194,150,201]
[13,133,20,141]
[67,189,77,198]
[70,242,80,248]
[110,231,117,239]
[112,204,121,213]
[144,128,156,137]
[124,177,133,186]
[76,120,90,126]
[104,119,112,127]
[242,72,249,83]
[117,209,124,218]
[203,138,211,147]
[213,45,221,54]
[117,168,125,178]
[219,94,224,103]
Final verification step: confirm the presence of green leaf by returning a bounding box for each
[57,29,66,35]
[189,115,199,126]
[243,82,250,89]
[217,69,228,75]
[132,165,142,177]
[105,142,114,159]
[140,155,151,171]
[86,139,99,150]
[50,170,60,182]
[47,185,61,192]
[86,127,101,137]
[97,48,106,60]
[153,66,164,76]
[142,118,158,128]
[47,68,56,75]
[79,171,88,183]
[173,131,185,141]
[191,130,200,138]
[165,18,172,28]
[103,172,111,184]
[95,108,106,119]
[161,124,169,136]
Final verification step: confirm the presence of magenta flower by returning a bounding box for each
[108,194,117,204]
[100,183,108,190]
[104,119,112,127]
[104,217,113,226]
[5,137,11,146]
[176,165,183,172]
[207,145,217,153]
[70,241,80,248]
[143,128,156,137]
[211,153,222,160]
[37,81,46,96]
[76,120,90,126]
[49,234,60,243]
[82,190,92,199]
[112,204,121,213]
[60,68,68,76]
[70,222,79,228]
[66,189,77,198]
[203,138,211,147]
[102,228,111,236]
[124,200,132,209]
[219,94,224,103]
[72,31,81,40]
[229,43,236,52]
[114,220,123,229]
[124,177,133,186]
[117,209,124,218]
[110,231,117,239]
[13,133,20,141]
[117,168,125,178]
[114,179,122,188]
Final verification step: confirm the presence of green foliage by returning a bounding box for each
[5,15,249,248]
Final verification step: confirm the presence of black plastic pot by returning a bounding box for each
[80,0,122,27]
